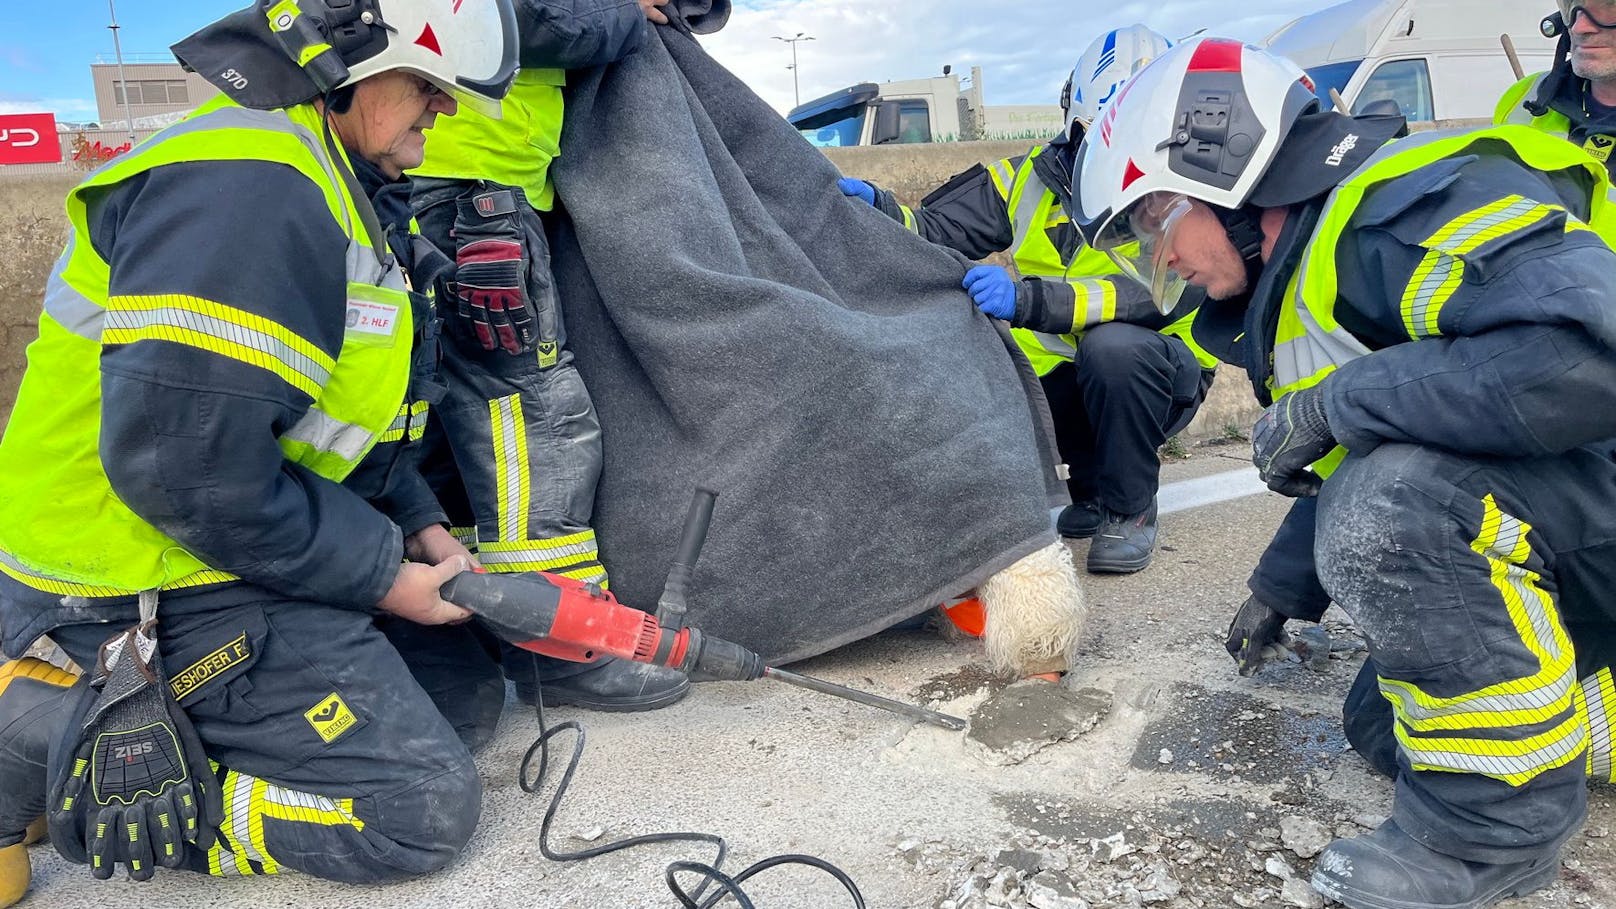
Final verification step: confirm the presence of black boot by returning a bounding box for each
[1086,501,1158,574]
[1056,502,1103,540]
[1310,819,1560,909]
[510,654,689,713]
[1,658,79,908]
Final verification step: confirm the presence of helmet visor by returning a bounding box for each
[1101,191,1192,315]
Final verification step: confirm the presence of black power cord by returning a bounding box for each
[518,667,867,909]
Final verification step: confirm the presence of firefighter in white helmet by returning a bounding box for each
[1077,36,1616,909]
[840,24,1213,576]
[0,0,519,898]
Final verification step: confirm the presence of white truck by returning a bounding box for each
[1264,0,1557,124]
[789,66,1064,147]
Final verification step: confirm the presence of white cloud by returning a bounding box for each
[700,1,1312,114]
[0,98,100,122]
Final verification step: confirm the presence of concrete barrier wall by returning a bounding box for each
[826,141,1262,443]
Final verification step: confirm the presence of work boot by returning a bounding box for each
[1086,501,1158,574]
[1055,502,1103,540]
[1310,819,1560,909]
[511,655,690,713]
[0,658,79,909]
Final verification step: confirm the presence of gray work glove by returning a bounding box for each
[1224,595,1291,677]
[1251,384,1336,497]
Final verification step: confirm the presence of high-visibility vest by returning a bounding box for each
[1270,124,1616,478]
[987,146,1219,377]
[1495,72,1616,168]
[413,68,568,210]
[0,96,414,596]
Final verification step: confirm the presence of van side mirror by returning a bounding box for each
[871,101,902,145]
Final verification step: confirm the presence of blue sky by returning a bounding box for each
[1,2,242,120]
[1,0,1313,121]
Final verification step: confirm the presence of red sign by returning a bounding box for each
[0,113,62,166]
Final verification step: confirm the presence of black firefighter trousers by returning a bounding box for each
[44,587,506,883]
[1038,322,1213,517]
[1315,443,1616,864]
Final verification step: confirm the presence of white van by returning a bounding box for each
[1264,0,1557,123]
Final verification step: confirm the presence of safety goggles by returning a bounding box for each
[1559,2,1616,31]
[1101,192,1193,315]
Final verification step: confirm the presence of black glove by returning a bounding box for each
[1251,383,1337,497]
[48,623,222,881]
[453,188,539,355]
[1224,595,1291,677]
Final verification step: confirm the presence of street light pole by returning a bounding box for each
[772,32,815,107]
[108,0,136,142]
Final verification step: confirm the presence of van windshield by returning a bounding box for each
[1304,61,1363,106]
[796,108,867,147]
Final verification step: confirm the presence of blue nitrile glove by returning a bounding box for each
[837,177,877,206]
[963,265,1017,320]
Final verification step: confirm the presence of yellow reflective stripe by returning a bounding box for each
[490,395,531,543]
[987,159,1015,202]
[0,550,235,597]
[450,526,479,548]
[247,777,281,875]
[1586,669,1616,783]
[209,771,257,876]
[1424,195,1560,257]
[555,564,609,586]
[476,552,603,573]
[1400,250,1462,339]
[479,529,597,559]
[1381,495,1586,785]
[103,294,335,399]
[258,782,366,832]
[1070,278,1116,331]
[376,400,430,444]
[900,204,918,233]
[1396,706,1587,786]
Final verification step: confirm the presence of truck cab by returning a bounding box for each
[788,67,1063,147]
[1265,0,1556,123]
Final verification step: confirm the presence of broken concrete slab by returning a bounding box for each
[965,682,1113,766]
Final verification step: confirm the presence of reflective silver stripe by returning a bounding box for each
[1023,330,1076,360]
[42,238,104,340]
[1585,669,1615,782]
[1006,165,1045,257]
[104,305,332,391]
[1073,278,1115,330]
[1272,249,1372,391]
[491,395,528,543]
[1401,250,1461,339]
[281,408,374,461]
[1396,720,1587,780]
[1381,508,1576,728]
[480,538,600,566]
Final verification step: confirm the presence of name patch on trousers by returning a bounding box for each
[169,633,251,703]
[345,300,398,336]
[304,692,359,743]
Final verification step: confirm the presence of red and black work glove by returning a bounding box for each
[452,188,539,355]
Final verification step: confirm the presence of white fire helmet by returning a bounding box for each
[1073,37,1318,312]
[1060,24,1174,132]
[265,0,518,118]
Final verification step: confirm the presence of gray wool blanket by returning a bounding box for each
[549,6,1065,665]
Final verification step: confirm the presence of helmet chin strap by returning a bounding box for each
[1215,205,1268,290]
[1215,205,1264,260]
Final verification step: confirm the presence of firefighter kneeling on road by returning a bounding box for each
[1077,37,1616,909]
[0,0,521,902]
[839,24,1219,576]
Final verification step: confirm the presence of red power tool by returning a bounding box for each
[441,490,966,730]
